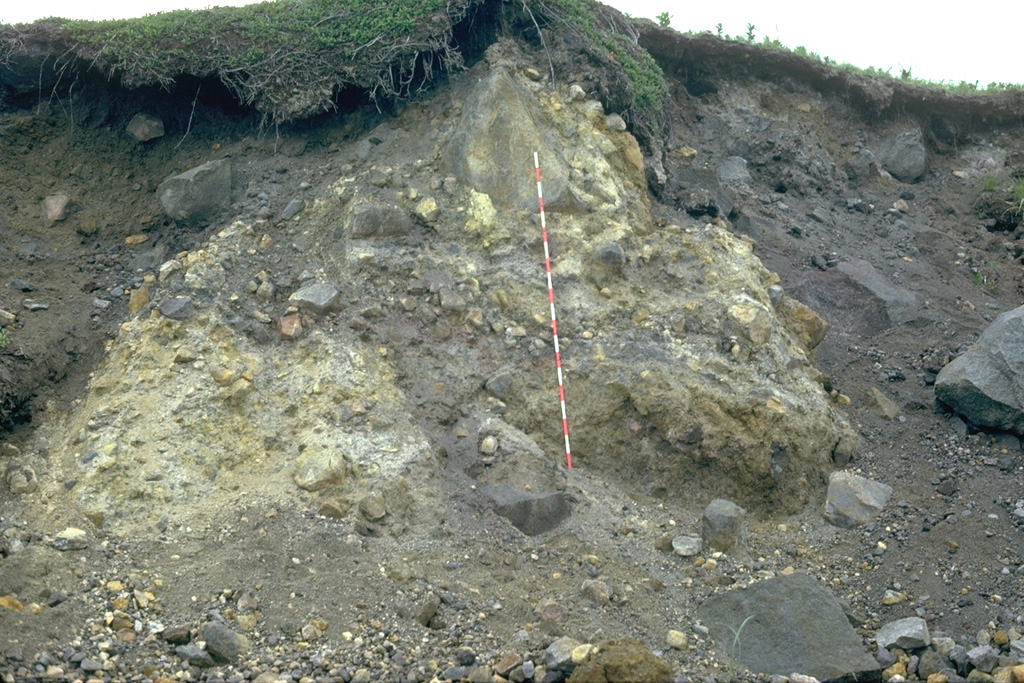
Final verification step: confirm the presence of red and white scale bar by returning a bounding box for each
[534,152,573,469]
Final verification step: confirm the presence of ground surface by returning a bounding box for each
[1,16,1024,683]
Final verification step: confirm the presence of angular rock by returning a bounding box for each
[479,484,570,536]
[51,527,88,551]
[201,621,249,661]
[348,203,414,238]
[544,636,581,672]
[717,156,751,182]
[696,572,879,679]
[414,593,440,627]
[702,498,745,552]
[876,617,930,651]
[581,579,611,605]
[671,535,702,557]
[878,127,927,183]
[157,296,192,321]
[126,113,165,142]
[292,448,346,492]
[823,471,893,528]
[669,165,734,219]
[280,198,304,220]
[865,387,900,420]
[414,197,439,224]
[966,645,999,673]
[845,148,878,187]
[7,279,37,292]
[175,644,215,667]
[935,305,1024,435]
[289,283,341,314]
[791,259,917,336]
[42,193,70,224]
[157,159,232,224]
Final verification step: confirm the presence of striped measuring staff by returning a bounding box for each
[534,152,573,470]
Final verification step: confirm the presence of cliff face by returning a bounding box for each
[2,4,1024,680]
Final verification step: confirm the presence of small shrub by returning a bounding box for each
[745,23,756,41]
[657,11,671,28]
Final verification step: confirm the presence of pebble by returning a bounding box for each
[666,630,688,650]
[672,535,702,557]
[7,278,37,291]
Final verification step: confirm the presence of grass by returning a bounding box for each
[2,0,669,136]
[0,328,8,351]
[1012,177,1024,215]
[724,615,754,680]
[531,0,668,135]
[685,27,1024,95]
[5,0,470,124]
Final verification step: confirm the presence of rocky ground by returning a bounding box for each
[2,7,1024,683]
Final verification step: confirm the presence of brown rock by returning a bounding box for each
[280,313,303,340]
[163,624,192,644]
[128,285,151,315]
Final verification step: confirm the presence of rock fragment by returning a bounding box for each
[127,113,165,142]
[876,617,930,651]
[201,621,249,661]
[289,282,340,314]
[823,471,892,528]
[157,159,232,224]
[702,498,745,552]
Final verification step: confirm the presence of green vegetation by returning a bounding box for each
[532,0,668,135]
[7,0,468,124]
[0,328,8,351]
[657,12,671,28]
[981,176,999,192]
[700,21,1023,94]
[2,0,669,135]
[1012,177,1024,215]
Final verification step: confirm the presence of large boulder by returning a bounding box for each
[791,259,917,336]
[877,127,927,183]
[697,573,879,679]
[157,158,232,224]
[444,67,571,212]
[935,304,1024,435]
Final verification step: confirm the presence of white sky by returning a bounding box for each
[2,0,1017,87]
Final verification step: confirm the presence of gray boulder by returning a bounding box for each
[444,68,570,211]
[823,471,892,528]
[878,127,927,183]
[791,259,917,336]
[702,498,746,552]
[348,202,414,239]
[965,645,999,673]
[717,156,751,182]
[935,305,1024,435]
[844,148,877,187]
[479,484,570,536]
[127,113,165,142]
[157,159,232,224]
[289,283,341,314]
[201,621,249,661]
[696,572,879,679]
